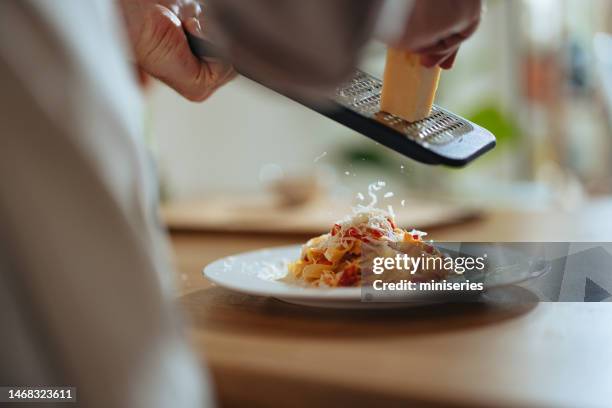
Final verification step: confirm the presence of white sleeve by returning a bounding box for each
[373,0,415,44]
[207,0,383,100]
[0,1,212,407]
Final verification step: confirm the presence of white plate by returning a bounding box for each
[203,244,550,309]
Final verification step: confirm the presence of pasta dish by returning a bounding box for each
[287,206,447,287]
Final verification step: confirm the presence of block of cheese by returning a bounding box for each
[380,48,441,122]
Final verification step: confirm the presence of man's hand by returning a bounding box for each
[394,0,482,69]
[119,0,235,101]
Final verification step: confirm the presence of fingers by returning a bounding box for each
[416,19,479,70]
[394,0,481,70]
[177,0,201,21]
[415,31,466,56]
[134,4,233,101]
[421,51,453,69]
[439,50,458,69]
[183,17,236,93]
[417,38,459,68]
[399,0,481,50]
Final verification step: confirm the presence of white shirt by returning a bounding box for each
[0,1,211,407]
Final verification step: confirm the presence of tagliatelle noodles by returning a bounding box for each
[287,203,446,288]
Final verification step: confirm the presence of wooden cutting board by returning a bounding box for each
[161,195,480,235]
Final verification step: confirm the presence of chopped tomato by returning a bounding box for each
[346,227,362,239]
[338,264,359,286]
[387,217,397,230]
[368,228,384,239]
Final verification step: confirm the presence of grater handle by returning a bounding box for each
[185,32,225,61]
[186,31,264,87]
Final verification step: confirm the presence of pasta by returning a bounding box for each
[287,206,447,287]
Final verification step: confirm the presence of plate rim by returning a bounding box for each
[202,244,550,301]
[203,245,362,300]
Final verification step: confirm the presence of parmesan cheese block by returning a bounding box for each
[380,48,441,122]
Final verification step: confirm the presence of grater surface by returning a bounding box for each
[335,70,473,147]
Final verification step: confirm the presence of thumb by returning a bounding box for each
[134,5,232,101]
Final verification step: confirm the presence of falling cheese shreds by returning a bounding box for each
[314,151,327,162]
[384,192,394,198]
[366,181,390,208]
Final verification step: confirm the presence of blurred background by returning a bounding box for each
[148,0,612,233]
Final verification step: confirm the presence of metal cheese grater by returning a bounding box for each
[187,33,495,167]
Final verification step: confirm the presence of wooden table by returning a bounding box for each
[170,201,612,408]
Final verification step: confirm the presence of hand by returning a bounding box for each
[118,0,235,101]
[393,0,482,69]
